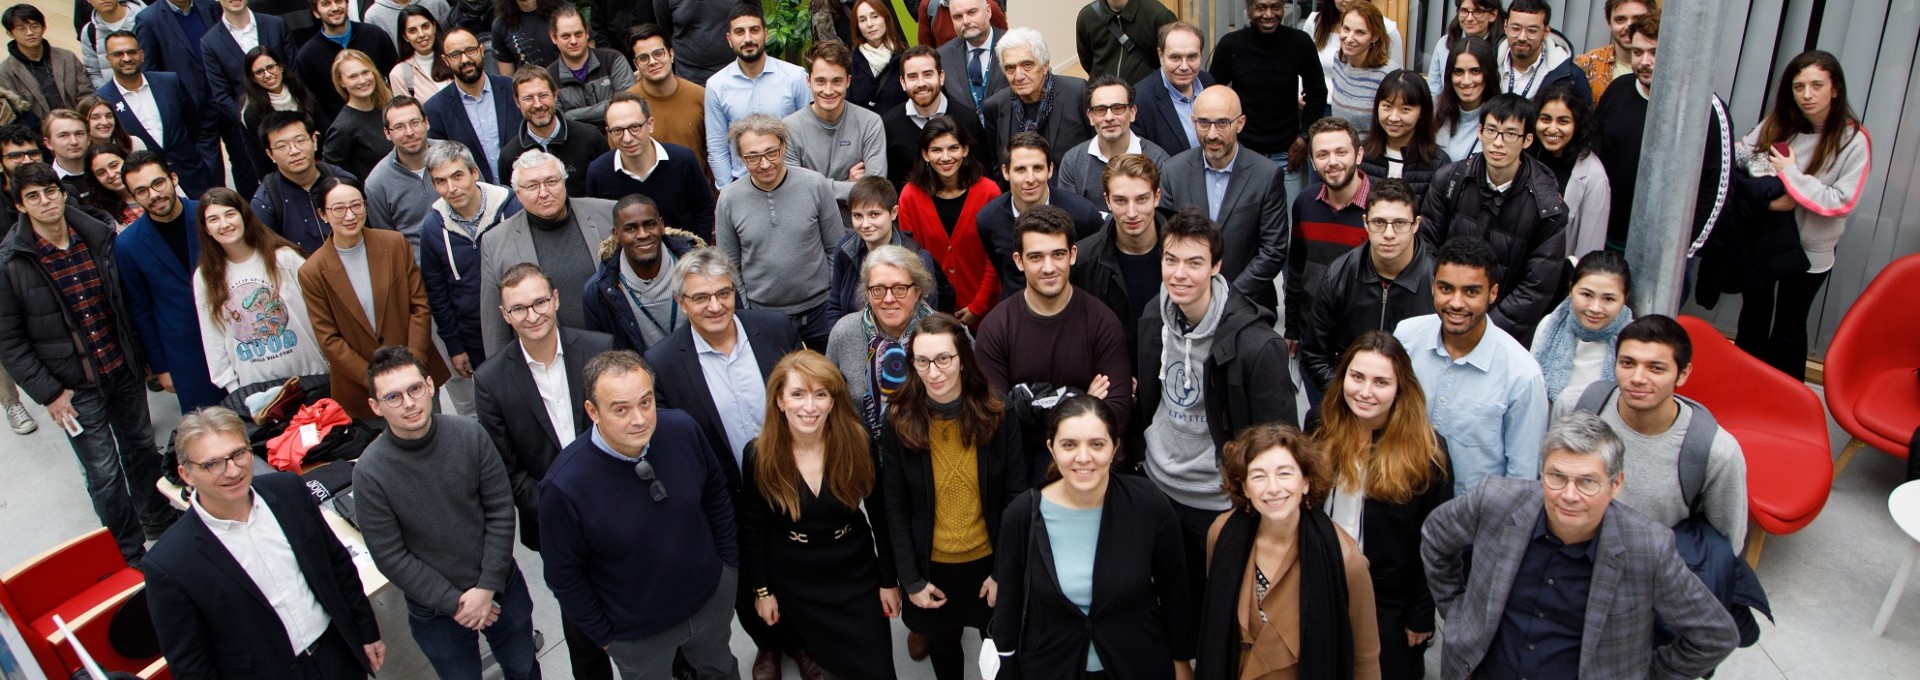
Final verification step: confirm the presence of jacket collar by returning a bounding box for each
[1356,238,1430,292]
[5,207,113,260]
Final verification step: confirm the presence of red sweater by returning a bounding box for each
[898,177,1004,318]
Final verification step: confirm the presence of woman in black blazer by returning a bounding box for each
[989,395,1194,680]
[881,313,1027,680]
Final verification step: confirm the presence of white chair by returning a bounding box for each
[1873,481,1920,635]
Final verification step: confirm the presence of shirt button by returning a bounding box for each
[1547,578,1555,585]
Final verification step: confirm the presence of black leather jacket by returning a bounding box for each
[1299,239,1437,393]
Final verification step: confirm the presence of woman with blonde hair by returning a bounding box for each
[323,49,395,181]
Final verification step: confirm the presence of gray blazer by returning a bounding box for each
[938,29,1008,113]
[1421,477,1738,680]
[479,197,618,356]
[1157,146,1290,310]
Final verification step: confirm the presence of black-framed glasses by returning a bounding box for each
[607,121,650,139]
[1543,471,1609,497]
[634,458,668,502]
[503,296,555,322]
[1478,125,1527,144]
[1364,218,1416,234]
[912,353,958,371]
[188,448,253,475]
[1087,103,1132,116]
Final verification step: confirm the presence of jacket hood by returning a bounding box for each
[5,207,114,260]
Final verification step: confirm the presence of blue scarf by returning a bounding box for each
[861,302,935,433]
[1533,297,1632,399]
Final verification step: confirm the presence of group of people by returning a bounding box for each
[0,0,1864,679]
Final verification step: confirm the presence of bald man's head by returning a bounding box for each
[1192,85,1244,169]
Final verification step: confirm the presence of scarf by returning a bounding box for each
[1533,297,1632,399]
[862,302,935,432]
[859,43,893,78]
[1012,74,1057,135]
[1198,508,1354,680]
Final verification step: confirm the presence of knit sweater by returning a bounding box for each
[363,150,437,250]
[627,77,709,182]
[782,104,889,202]
[582,143,716,241]
[1328,59,1391,142]
[928,412,991,562]
[1737,120,1872,273]
[352,415,518,614]
[974,288,1134,432]
[714,166,842,314]
[1208,25,1326,154]
[1285,175,1370,339]
[1553,391,1748,548]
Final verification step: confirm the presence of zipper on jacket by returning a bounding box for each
[1379,280,1390,330]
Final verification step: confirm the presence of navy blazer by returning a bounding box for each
[115,199,225,411]
[643,308,802,494]
[1131,68,1214,156]
[202,12,294,125]
[95,72,218,197]
[142,473,382,679]
[425,75,525,184]
[135,0,220,100]
[974,188,1106,299]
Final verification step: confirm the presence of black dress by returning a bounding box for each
[740,442,899,680]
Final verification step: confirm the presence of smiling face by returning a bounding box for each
[179,430,254,508]
[1792,65,1837,125]
[122,162,181,220]
[678,272,738,338]
[1002,45,1045,103]
[404,14,437,56]
[1540,449,1621,542]
[736,130,786,188]
[314,0,349,30]
[499,275,558,344]
[1161,235,1220,309]
[1432,262,1495,337]
[250,53,284,90]
[1086,84,1134,144]
[900,53,943,108]
[1338,11,1376,61]
[1003,147,1051,205]
[203,203,248,249]
[1504,10,1547,65]
[85,103,118,142]
[551,12,589,63]
[1609,1,1650,53]
[1247,0,1285,33]
[1049,412,1116,493]
[90,153,126,193]
[921,133,967,184]
[1342,350,1399,429]
[1569,272,1627,332]
[516,78,557,129]
[728,15,766,61]
[1457,0,1493,36]
[319,184,367,242]
[631,35,675,85]
[585,368,657,455]
[442,29,485,84]
[849,201,897,247]
[604,99,652,156]
[911,330,962,402]
[1615,338,1688,414]
[1535,99,1575,154]
[369,364,434,437]
[105,35,144,78]
[338,58,377,101]
[866,263,920,334]
[1376,93,1419,146]
[1450,52,1485,108]
[808,58,850,116]
[1243,445,1310,526]
[383,102,429,154]
[1159,28,1203,90]
[1628,32,1657,89]
[1016,230,1074,300]
[1193,87,1244,168]
[1104,175,1160,241]
[614,202,665,268]
[778,374,833,438]
[1309,129,1358,191]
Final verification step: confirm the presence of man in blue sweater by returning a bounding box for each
[539,349,742,680]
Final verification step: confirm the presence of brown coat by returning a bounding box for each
[297,228,449,419]
[1208,513,1383,680]
[0,46,91,120]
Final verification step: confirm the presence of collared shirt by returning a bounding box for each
[588,419,647,464]
[691,317,765,469]
[115,77,164,143]
[527,122,559,150]
[524,340,576,447]
[613,140,670,183]
[1204,146,1239,221]
[1315,171,1371,211]
[459,79,503,180]
[906,94,951,128]
[1009,190,1052,221]
[1395,314,1549,495]
[1477,511,1596,680]
[34,232,126,376]
[191,489,333,654]
[1086,133,1143,164]
[223,10,260,55]
[705,57,811,186]
[1163,74,1201,150]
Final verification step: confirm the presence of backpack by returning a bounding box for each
[1575,380,1718,512]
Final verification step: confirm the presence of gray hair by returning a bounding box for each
[173,407,249,463]
[509,149,567,188]
[671,247,742,297]
[727,114,790,152]
[859,245,935,309]
[996,27,1050,67]
[422,140,476,174]
[1540,411,1626,479]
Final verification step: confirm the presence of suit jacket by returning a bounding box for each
[95,73,218,197]
[937,29,1007,114]
[477,197,618,356]
[1131,69,1214,156]
[973,189,1106,299]
[1421,477,1739,680]
[475,327,614,550]
[135,0,220,100]
[142,473,381,679]
[297,228,450,420]
[202,12,294,125]
[982,74,1093,167]
[644,308,801,494]
[115,199,224,410]
[424,74,524,184]
[1158,147,1290,310]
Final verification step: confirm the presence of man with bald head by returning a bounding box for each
[1156,85,1289,313]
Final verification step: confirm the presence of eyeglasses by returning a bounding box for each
[866,283,915,301]
[1505,23,1545,38]
[1087,103,1132,117]
[386,117,427,133]
[912,353,958,371]
[634,48,670,65]
[1479,125,1527,144]
[270,135,315,155]
[445,45,484,60]
[1192,117,1239,132]
[1364,218,1416,234]
[680,287,735,307]
[3,149,43,162]
[251,63,282,78]
[18,186,63,206]
[128,175,172,200]
[517,90,554,106]
[739,148,784,167]
[325,201,366,216]
[1543,471,1610,497]
[516,177,563,195]
[1460,6,1499,17]
[503,295,555,322]
[188,448,254,475]
[634,457,668,502]
[107,48,140,60]
[375,381,431,408]
[607,121,650,139]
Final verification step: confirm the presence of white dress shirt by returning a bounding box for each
[191,489,333,654]
[613,140,671,182]
[115,76,164,143]
[692,319,765,469]
[524,340,577,447]
[224,10,261,55]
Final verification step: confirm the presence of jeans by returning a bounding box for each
[405,566,543,680]
[790,302,835,352]
[607,566,741,680]
[0,361,18,405]
[1265,150,1305,210]
[65,367,172,562]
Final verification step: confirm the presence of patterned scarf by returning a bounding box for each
[862,302,935,432]
[1534,297,1633,399]
[1011,74,1057,134]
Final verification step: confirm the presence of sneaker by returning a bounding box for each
[6,403,34,434]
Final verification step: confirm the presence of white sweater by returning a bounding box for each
[1737,121,1872,273]
[195,247,331,391]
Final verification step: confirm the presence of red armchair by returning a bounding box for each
[1823,253,1920,480]
[0,528,163,678]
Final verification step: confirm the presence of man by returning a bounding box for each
[1056,74,1168,205]
[80,0,142,89]
[497,68,607,198]
[0,163,178,565]
[1157,85,1289,312]
[651,0,738,84]
[1074,0,1176,85]
[703,5,810,189]
[626,24,710,185]
[713,115,842,350]
[881,44,990,188]
[144,407,386,679]
[94,30,218,197]
[644,248,801,678]
[137,0,258,196]
[783,40,887,205]
[199,0,292,195]
[0,124,39,227]
[474,263,614,678]
[478,150,616,356]
[1130,21,1211,156]
[364,0,450,54]
[0,5,91,121]
[1421,412,1740,679]
[355,345,541,680]
[1557,314,1749,546]
[420,141,522,415]
[41,110,90,183]
[1072,152,1164,350]
[913,0,1007,49]
[425,26,522,184]
[540,349,743,680]
[252,110,356,254]
[1208,0,1325,201]
[934,0,1006,116]
[1301,177,1434,397]
[1573,0,1655,101]
[1285,116,1369,350]
[977,132,1104,299]
[547,3,631,126]
[293,0,398,120]
[1493,0,1586,102]
[116,151,223,411]
[364,96,438,250]
[981,28,1091,166]
[582,193,700,352]
[1421,93,1568,339]
[585,93,714,240]
[1593,9,1728,258]
[1393,236,1549,494]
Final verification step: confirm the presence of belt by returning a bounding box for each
[787,524,854,543]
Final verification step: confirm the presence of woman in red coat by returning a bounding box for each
[898,115,1004,325]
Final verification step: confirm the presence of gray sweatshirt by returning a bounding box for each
[353,415,518,614]
[782,104,889,202]
[364,149,438,252]
[714,165,843,314]
[1554,390,1749,547]
[1144,274,1231,511]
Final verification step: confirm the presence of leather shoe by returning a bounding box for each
[906,631,930,661]
[752,649,782,680]
[789,648,824,680]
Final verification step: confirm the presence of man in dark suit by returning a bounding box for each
[1422,412,1739,680]
[135,0,260,196]
[882,44,991,189]
[425,26,522,185]
[1130,21,1211,156]
[981,28,1091,166]
[94,31,218,197]
[144,406,386,679]
[936,0,1006,120]
[199,0,293,197]
[116,152,224,412]
[1157,85,1288,312]
[975,132,1104,299]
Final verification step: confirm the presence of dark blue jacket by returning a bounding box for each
[115,198,225,410]
[95,72,218,197]
[974,189,1106,299]
[135,0,219,102]
[419,188,523,365]
[1131,68,1213,156]
[201,11,294,125]
[425,75,524,184]
[581,232,700,353]
[250,163,357,255]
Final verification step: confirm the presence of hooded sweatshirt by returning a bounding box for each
[1144,273,1231,511]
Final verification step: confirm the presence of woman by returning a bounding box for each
[1313,331,1449,679]
[75,95,140,151]
[880,313,1026,680]
[1531,81,1611,257]
[1532,250,1633,402]
[240,46,326,179]
[324,49,395,183]
[1425,0,1501,97]
[387,5,451,101]
[81,143,144,229]
[1328,2,1395,140]
[827,244,938,434]
[493,0,562,75]
[1433,36,1500,161]
[193,188,330,393]
[1200,423,1381,680]
[1360,70,1451,198]
[847,0,909,114]
[990,395,1194,679]
[1735,50,1870,381]
[741,350,899,680]
[897,116,1003,326]
[1309,0,1404,80]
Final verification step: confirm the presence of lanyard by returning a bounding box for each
[1505,55,1544,99]
[621,274,677,334]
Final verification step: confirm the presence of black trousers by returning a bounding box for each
[292,626,367,680]
[1736,268,1829,382]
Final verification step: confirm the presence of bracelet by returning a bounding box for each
[754,587,772,600]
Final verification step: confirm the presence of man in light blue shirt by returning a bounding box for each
[702,5,811,189]
[424,27,522,184]
[1394,236,1549,495]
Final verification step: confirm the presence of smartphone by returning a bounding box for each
[60,413,83,437]
[1771,142,1792,157]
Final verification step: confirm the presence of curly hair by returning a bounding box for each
[1221,423,1332,512]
